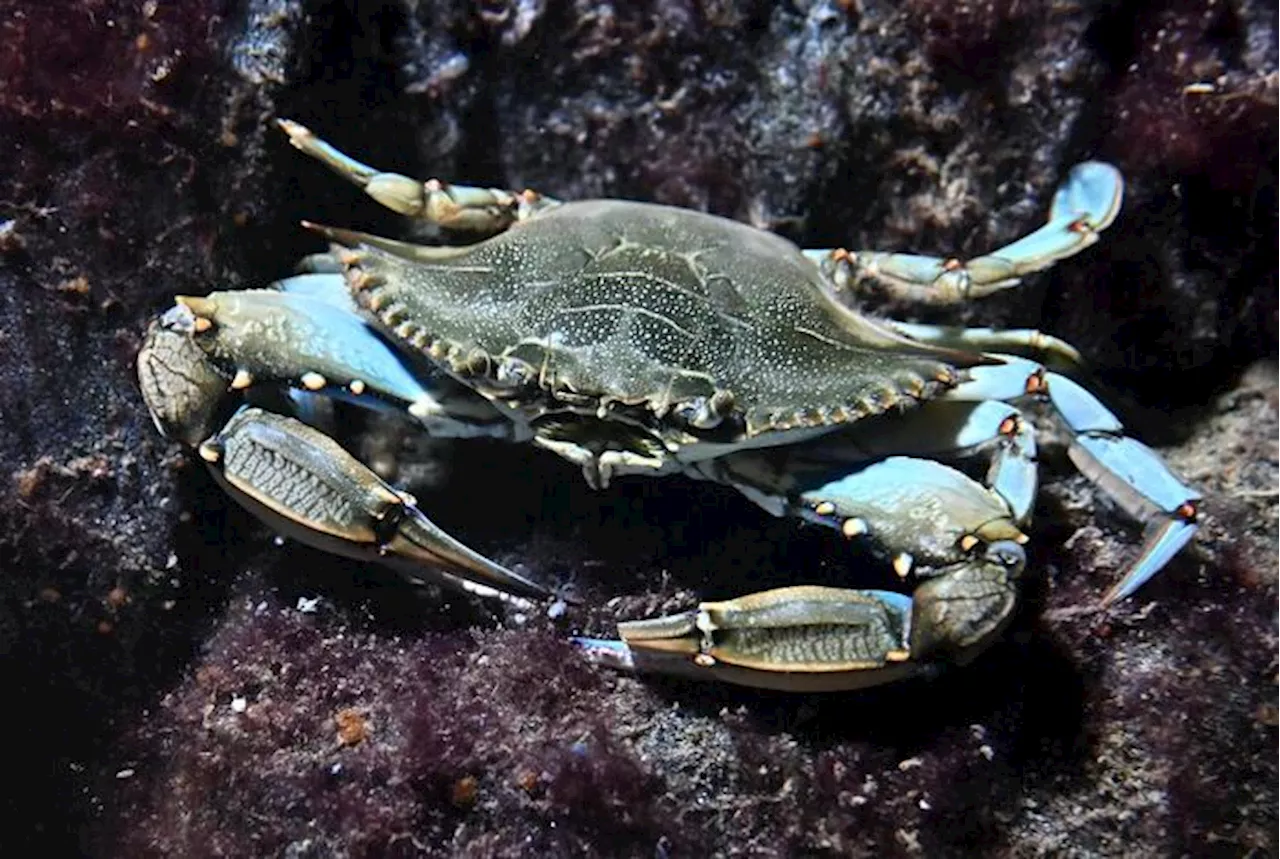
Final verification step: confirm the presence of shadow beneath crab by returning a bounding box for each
[184,412,1098,768]
[359,434,1091,740]
[195,492,506,638]
[621,595,1093,851]
[145,403,1206,857]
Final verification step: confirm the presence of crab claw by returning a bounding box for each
[575,540,1024,692]
[794,456,1026,571]
[575,586,922,692]
[137,307,233,446]
[171,289,453,422]
[200,406,551,603]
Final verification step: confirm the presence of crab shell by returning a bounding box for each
[335,200,981,462]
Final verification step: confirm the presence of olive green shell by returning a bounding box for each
[339,200,971,437]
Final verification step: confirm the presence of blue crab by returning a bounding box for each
[138,121,1200,691]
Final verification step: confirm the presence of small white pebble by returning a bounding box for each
[230,695,247,714]
[918,798,932,810]
[897,756,924,771]
[296,596,320,614]
[165,553,179,570]
[979,744,995,761]
[547,599,567,619]
[115,768,135,780]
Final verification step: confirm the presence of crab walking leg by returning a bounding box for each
[870,401,1039,523]
[944,355,1201,603]
[277,119,560,234]
[198,407,550,602]
[886,321,1083,371]
[803,162,1123,305]
[763,401,1039,525]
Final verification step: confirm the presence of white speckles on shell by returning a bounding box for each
[345,199,959,436]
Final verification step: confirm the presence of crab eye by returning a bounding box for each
[158,302,200,334]
[494,358,534,388]
[674,388,737,431]
[675,397,722,430]
[984,540,1026,572]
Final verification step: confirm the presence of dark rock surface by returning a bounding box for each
[0,1,1274,856]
